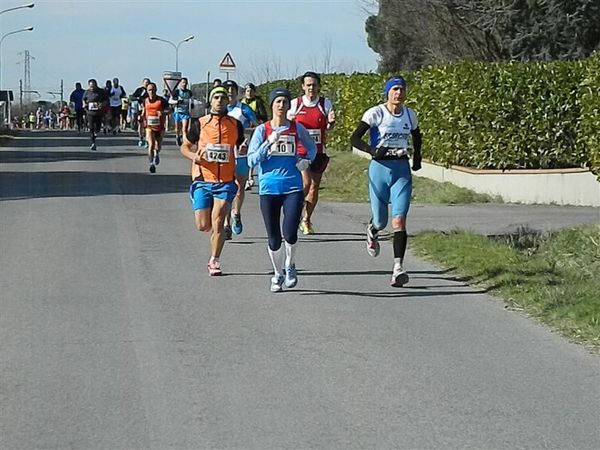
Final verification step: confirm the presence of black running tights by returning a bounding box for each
[259,191,304,251]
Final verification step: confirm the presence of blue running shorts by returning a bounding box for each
[190,180,238,211]
[173,111,190,123]
[368,158,412,230]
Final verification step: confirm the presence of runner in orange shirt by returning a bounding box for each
[180,86,245,276]
[143,82,169,173]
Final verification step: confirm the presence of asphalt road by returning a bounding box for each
[1,131,599,449]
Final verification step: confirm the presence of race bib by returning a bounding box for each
[205,144,230,163]
[147,116,160,126]
[271,135,296,156]
[307,129,322,144]
[88,102,99,111]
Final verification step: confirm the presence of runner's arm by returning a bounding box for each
[247,125,270,168]
[180,119,202,164]
[411,127,422,171]
[236,120,246,147]
[351,121,388,159]
[296,123,317,162]
[325,98,335,129]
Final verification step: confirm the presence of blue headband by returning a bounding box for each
[384,77,407,98]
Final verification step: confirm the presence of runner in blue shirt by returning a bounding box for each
[350,76,423,287]
[223,80,258,239]
[69,82,85,132]
[171,77,193,146]
[248,88,316,292]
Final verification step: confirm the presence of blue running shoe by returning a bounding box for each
[284,264,298,288]
[154,152,160,166]
[231,213,243,235]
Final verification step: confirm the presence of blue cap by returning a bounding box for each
[269,87,291,106]
[384,76,407,98]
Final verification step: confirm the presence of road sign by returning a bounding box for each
[219,52,236,72]
[162,71,182,96]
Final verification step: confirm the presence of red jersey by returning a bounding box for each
[293,96,328,157]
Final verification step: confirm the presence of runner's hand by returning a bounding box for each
[196,144,206,163]
[412,155,422,171]
[296,159,310,171]
[327,110,336,129]
[372,146,388,159]
[267,130,282,145]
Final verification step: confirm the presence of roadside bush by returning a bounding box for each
[258,55,599,176]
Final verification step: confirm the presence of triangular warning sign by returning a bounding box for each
[162,71,182,95]
[219,52,236,69]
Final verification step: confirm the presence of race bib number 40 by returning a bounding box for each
[271,135,296,156]
[307,129,322,144]
[205,144,230,163]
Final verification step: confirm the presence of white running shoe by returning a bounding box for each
[284,264,298,288]
[366,221,380,257]
[390,267,409,287]
[270,274,285,292]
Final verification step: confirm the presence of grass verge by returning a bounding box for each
[320,151,501,203]
[411,225,600,350]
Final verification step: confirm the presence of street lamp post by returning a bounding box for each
[0,2,35,15]
[149,35,194,72]
[0,26,34,90]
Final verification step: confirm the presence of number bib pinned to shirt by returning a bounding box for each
[88,102,99,111]
[307,129,322,144]
[205,143,230,163]
[271,135,296,156]
[147,116,160,126]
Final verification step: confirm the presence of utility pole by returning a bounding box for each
[19,78,22,110]
[18,50,34,104]
[60,79,63,106]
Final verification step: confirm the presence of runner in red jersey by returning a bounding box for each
[288,71,336,235]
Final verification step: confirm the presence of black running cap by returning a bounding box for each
[223,80,239,90]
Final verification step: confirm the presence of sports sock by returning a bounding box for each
[268,246,285,276]
[284,241,296,268]
[393,230,407,262]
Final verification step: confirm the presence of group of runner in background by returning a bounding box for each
[11,71,422,291]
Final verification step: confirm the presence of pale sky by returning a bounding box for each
[0,0,378,101]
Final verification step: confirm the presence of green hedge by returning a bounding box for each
[258,54,600,177]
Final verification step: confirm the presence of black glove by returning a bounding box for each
[372,146,389,160]
[412,154,422,171]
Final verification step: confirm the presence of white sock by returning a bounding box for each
[393,258,403,271]
[284,241,297,268]
[268,246,285,276]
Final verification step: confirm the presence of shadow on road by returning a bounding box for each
[1,130,155,149]
[0,171,189,200]
[0,150,139,163]
[291,287,487,298]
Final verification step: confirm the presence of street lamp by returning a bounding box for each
[0,26,34,90]
[149,35,194,72]
[0,2,35,15]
